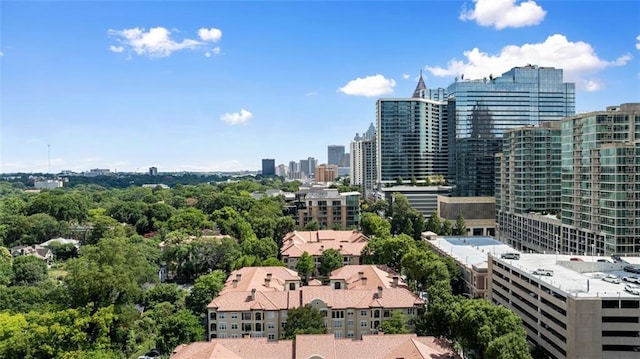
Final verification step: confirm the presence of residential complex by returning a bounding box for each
[497,103,640,256]
[447,65,575,196]
[171,333,460,359]
[280,230,369,273]
[314,163,338,183]
[205,264,424,341]
[292,189,361,229]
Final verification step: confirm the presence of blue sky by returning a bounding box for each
[1,0,639,173]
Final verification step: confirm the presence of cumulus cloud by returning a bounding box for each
[636,35,640,50]
[0,51,4,57]
[402,74,411,80]
[108,26,222,58]
[337,75,396,97]
[109,45,124,53]
[198,28,222,42]
[205,47,221,57]
[220,109,253,125]
[460,0,546,29]
[425,34,632,91]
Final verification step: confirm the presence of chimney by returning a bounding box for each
[232,279,238,288]
[339,244,343,251]
[265,278,271,288]
[392,276,399,288]
[358,271,364,279]
[236,273,242,281]
[251,288,256,301]
[361,277,367,287]
[377,286,383,298]
[266,273,272,279]
[320,245,324,251]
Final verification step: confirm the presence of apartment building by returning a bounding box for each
[490,253,640,358]
[281,230,369,274]
[206,266,424,341]
[328,264,406,290]
[293,188,361,229]
[172,333,460,359]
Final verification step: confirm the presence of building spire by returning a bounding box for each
[412,70,426,98]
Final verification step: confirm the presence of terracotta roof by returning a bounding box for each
[208,286,423,311]
[220,266,300,294]
[282,230,368,246]
[172,338,293,359]
[281,241,368,258]
[172,334,459,359]
[330,265,407,290]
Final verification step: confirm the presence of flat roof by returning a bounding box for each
[427,236,516,270]
[494,253,640,299]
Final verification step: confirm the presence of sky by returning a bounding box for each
[1,0,639,173]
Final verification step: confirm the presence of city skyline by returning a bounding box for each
[2,1,639,173]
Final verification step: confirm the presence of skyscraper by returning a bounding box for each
[350,123,377,195]
[377,74,448,185]
[261,159,275,176]
[447,65,575,196]
[328,145,345,166]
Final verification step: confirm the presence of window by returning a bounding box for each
[268,334,276,340]
[407,308,415,315]
[360,321,368,327]
[333,320,343,328]
[219,323,227,330]
[209,312,217,320]
[268,322,275,329]
[360,310,367,317]
[231,313,238,319]
[267,311,275,319]
[347,320,354,327]
[219,313,226,319]
[255,312,262,321]
[231,334,239,338]
[231,324,238,330]
[243,312,252,320]
[347,310,354,316]
[218,333,227,338]
[332,310,345,319]
[281,322,287,328]
[242,323,252,332]
[334,332,343,338]
[347,331,355,338]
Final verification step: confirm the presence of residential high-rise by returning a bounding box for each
[350,123,377,195]
[376,74,448,185]
[149,167,158,176]
[497,103,640,256]
[299,157,317,176]
[328,145,345,166]
[261,159,275,176]
[314,164,338,183]
[447,65,575,196]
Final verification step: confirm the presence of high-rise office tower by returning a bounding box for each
[261,159,275,176]
[350,123,377,195]
[447,65,575,196]
[328,145,345,166]
[149,167,158,176]
[377,74,448,185]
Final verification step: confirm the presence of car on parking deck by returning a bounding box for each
[602,275,621,284]
[623,276,640,284]
[624,284,640,295]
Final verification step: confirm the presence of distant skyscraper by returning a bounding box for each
[351,123,377,195]
[328,145,345,166]
[377,73,448,185]
[261,159,275,176]
[447,65,576,196]
[288,160,299,174]
[149,167,158,176]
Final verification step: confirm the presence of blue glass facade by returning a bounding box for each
[376,98,448,184]
[447,65,575,196]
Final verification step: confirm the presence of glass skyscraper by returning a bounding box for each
[447,65,575,196]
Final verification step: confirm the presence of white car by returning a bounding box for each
[602,275,621,284]
[625,284,640,295]
[623,276,640,284]
[532,269,553,276]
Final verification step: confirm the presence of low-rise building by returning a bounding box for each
[293,189,361,229]
[172,333,460,359]
[437,195,496,236]
[281,230,369,273]
[34,179,63,189]
[220,266,302,294]
[9,245,53,264]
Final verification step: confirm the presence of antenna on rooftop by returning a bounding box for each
[47,144,51,174]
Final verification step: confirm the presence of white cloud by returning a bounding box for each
[205,47,221,57]
[220,109,253,125]
[425,34,632,92]
[584,79,603,92]
[337,74,396,97]
[108,27,208,57]
[402,74,411,80]
[636,35,640,50]
[109,45,124,53]
[460,0,546,30]
[0,51,3,57]
[305,91,319,96]
[198,28,222,42]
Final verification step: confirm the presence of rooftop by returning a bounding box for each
[329,265,406,290]
[220,266,301,294]
[426,236,516,270]
[281,231,369,258]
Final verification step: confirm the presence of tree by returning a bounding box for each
[12,255,48,286]
[185,270,226,316]
[485,332,533,359]
[282,304,326,339]
[441,219,453,236]
[241,237,278,260]
[143,283,187,309]
[295,252,314,284]
[426,211,442,234]
[304,220,321,231]
[0,247,12,286]
[379,310,409,334]
[154,310,205,355]
[455,214,467,236]
[318,249,343,276]
[361,234,416,272]
[359,212,391,238]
